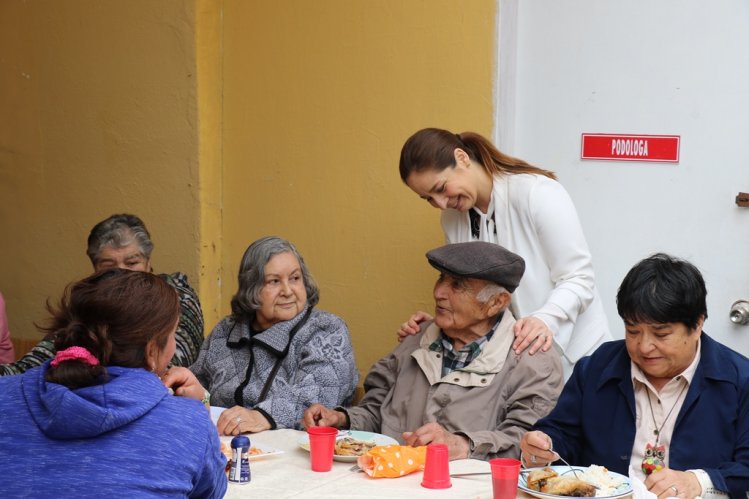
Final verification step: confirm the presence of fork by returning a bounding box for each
[549,442,581,480]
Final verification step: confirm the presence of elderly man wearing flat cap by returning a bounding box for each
[303,241,563,460]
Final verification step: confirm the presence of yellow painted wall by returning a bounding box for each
[221,0,497,375]
[0,0,201,343]
[0,0,497,380]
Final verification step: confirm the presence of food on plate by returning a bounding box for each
[526,465,627,497]
[541,476,596,497]
[220,441,265,461]
[579,465,626,495]
[334,436,376,456]
[526,467,595,497]
[527,467,559,491]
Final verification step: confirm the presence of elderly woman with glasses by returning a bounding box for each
[165,236,358,435]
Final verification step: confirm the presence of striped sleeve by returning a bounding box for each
[0,337,55,376]
[163,272,205,367]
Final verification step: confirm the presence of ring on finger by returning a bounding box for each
[530,454,537,464]
[236,416,242,424]
[670,486,678,495]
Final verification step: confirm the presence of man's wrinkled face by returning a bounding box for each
[433,273,494,336]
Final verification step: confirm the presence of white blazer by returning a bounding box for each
[441,173,611,366]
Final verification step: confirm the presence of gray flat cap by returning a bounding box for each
[426,241,525,292]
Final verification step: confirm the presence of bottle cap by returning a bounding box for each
[231,435,250,451]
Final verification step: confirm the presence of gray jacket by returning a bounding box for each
[191,306,358,429]
[346,311,563,460]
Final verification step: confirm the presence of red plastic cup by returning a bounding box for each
[307,426,338,472]
[421,443,452,489]
[490,458,521,499]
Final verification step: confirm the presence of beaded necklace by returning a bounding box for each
[641,382,688,475]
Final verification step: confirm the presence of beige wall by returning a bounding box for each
[0,0,497,377]
[0,0,201,342]
[221,0,497,374]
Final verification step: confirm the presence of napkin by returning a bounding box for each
[356,445,427,478]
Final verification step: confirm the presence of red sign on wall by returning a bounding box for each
[581,134,680,163]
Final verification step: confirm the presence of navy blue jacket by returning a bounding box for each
[534,333,749,498]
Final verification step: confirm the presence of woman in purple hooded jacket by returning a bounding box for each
[0,269,226,498]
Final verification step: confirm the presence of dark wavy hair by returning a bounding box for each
[399,127,556,183]
[616,253,707,331]
[42,268,180,389]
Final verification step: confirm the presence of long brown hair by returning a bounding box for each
[42,268,180,389]
[399,128,556,182]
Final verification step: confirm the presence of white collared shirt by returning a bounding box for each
[630,339,727,498]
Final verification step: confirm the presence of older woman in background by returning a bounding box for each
[0,269,226,497]
[0,213,204,375]
[166,236,358,435]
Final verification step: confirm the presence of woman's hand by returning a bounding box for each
[217,407,271,436]
[402,422,470,460]
[519,430,557,467]
[645,468,702,499]
[513,316,554,355]
[161,367,205,401]
[396,311,433,342]
[302,404,348,429]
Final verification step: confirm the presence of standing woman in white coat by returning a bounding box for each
[398,127,611,376]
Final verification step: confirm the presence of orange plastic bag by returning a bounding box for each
[356,445,427,478]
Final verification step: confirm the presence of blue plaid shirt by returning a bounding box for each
[428,315,502,377]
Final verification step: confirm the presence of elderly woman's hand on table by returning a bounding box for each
[403,422,470,460]
[217,407,271,435]
[645,468,701,499]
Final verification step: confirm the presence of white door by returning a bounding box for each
[496,0,749,355]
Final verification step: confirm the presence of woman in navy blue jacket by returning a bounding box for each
[520,253,749,499]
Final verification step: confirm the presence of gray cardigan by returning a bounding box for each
[191,306,358,429]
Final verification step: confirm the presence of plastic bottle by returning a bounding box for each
[229,435,251,484]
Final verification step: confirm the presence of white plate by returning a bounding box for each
[518,465,632,499]
[297,430,398,462]
[220,435,284,461]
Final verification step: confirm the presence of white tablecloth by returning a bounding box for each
[223,429,519,498]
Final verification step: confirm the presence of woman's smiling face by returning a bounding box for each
[405,163,478,213]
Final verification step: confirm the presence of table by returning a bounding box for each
[223,429,536,498]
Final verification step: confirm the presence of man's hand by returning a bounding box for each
[512,316,554,355]
[396,311,433,342]
[217,407,271,435]
[402,422,469,460]
[302,404,348,429]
